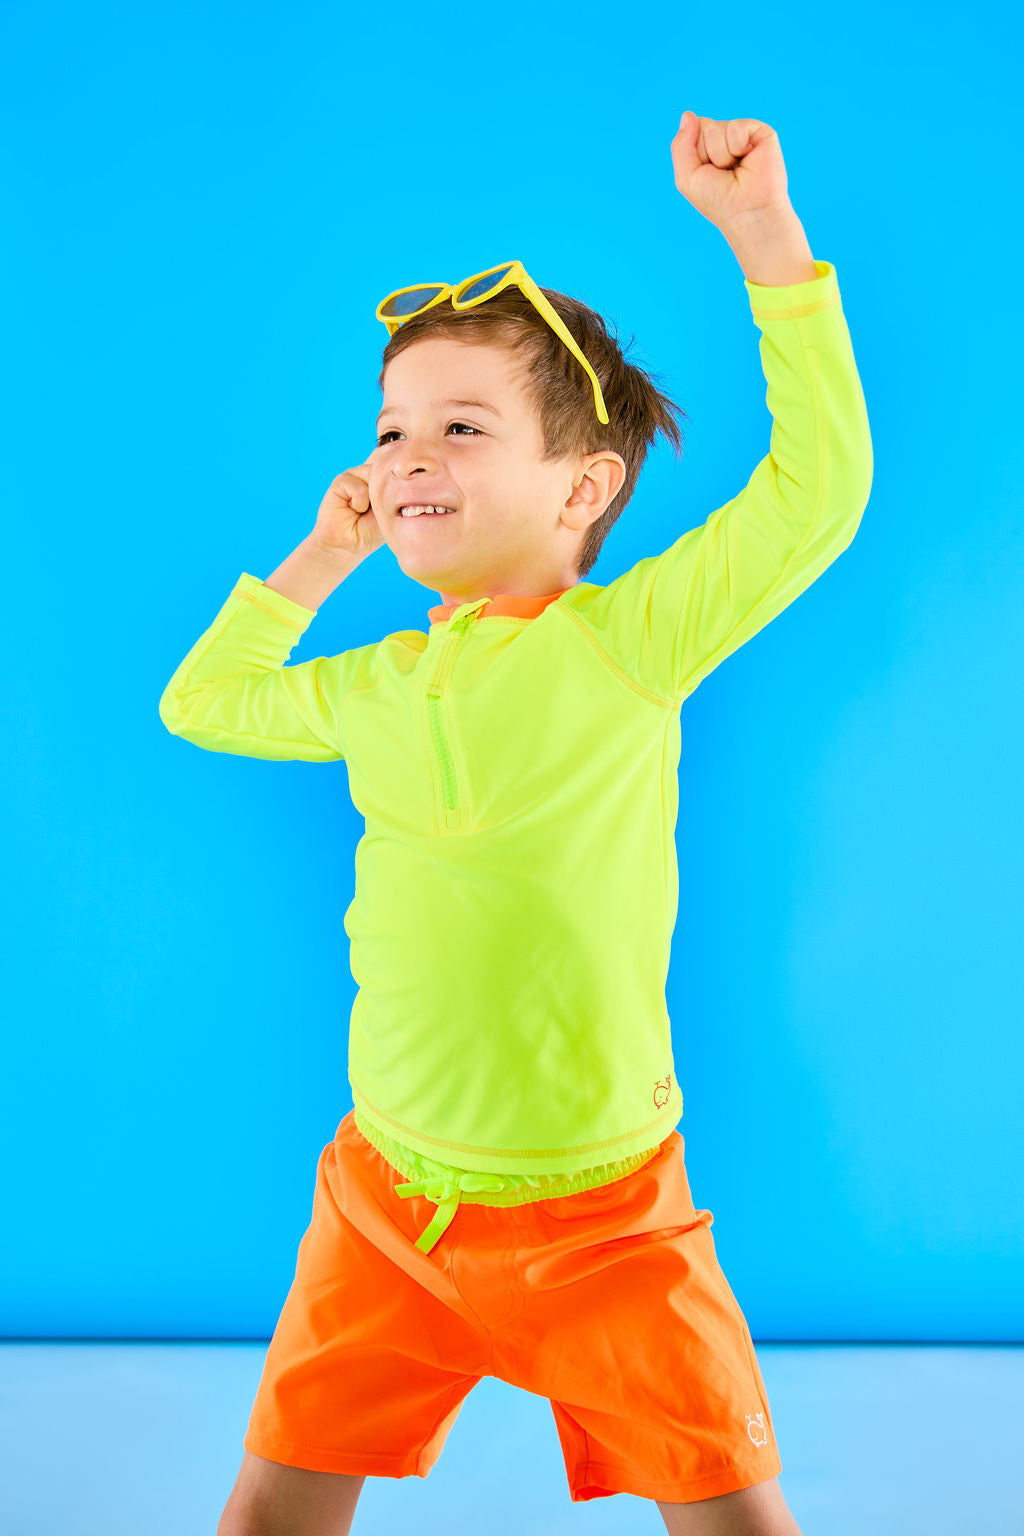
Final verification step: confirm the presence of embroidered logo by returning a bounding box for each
[745,1411,770,1448]
[653,1073,673,1109]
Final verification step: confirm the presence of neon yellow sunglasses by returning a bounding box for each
[374,259,609,426]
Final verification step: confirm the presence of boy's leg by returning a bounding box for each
[656,1475,803,1536]
[217,1450,365,1536]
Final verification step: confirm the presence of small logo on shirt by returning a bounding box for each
[653,1074,673,1109]
[745,1412,770,1447]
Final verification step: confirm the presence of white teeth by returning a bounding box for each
[400,504,455,517]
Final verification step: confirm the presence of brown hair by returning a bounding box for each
[376,283,690,580]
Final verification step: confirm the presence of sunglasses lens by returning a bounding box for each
[456,265,515,303]
[380,284,446,319]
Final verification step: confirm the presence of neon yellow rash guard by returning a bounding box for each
[159,259,872,1254]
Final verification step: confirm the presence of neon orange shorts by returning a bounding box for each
[243,1110,783,1504]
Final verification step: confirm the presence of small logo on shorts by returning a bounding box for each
[745,1412,770,1447]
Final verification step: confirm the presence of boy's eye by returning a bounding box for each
[376,422,481,446]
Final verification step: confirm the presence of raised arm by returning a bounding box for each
[569,115,872,702]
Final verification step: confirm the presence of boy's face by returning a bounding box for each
[367,337,625,607]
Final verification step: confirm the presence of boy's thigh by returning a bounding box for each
[218,1450,365,1536]
[656,1476,803,1536]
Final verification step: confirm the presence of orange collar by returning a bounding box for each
[427,588,571,626]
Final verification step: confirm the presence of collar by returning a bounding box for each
[427,587,572,627]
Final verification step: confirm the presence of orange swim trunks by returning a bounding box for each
[243,1110,783,1504]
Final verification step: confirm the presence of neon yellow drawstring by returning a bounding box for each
[395,1171,508,1253]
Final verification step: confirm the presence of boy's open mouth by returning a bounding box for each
[398,504,458,519]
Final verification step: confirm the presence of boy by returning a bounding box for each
[160,111,871,1536]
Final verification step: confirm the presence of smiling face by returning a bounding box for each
[367,337,626,608]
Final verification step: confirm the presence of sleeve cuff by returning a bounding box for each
[745,258,839,318]
[233,571,318,630]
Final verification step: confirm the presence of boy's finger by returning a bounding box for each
[671,121,699,183]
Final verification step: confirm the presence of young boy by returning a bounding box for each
[160,112,871,1536]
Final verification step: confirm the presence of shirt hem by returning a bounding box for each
[350,1094,679,1205]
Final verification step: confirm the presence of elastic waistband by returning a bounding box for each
[350,1106,664,1255]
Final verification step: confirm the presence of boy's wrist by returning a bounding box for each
[307,530,363,563]
[721,204,818,287]
[264,532,365,610]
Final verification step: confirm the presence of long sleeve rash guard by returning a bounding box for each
[159,259,872,1253]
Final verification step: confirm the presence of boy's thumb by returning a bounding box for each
[672,111,700,188]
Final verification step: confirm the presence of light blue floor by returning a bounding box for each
[1,1343,1019,1534]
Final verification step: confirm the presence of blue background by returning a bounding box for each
[3,0,1021,1350]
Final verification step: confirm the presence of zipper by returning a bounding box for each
[426,599,489,828]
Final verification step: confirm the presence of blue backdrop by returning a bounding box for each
[3,0,1021,1346]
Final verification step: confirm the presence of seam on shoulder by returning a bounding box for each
[552,602,676,710]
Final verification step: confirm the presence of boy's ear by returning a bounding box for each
[564,451,627,531]
[571,451,627,511]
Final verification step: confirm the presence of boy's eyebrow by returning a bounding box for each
[376,397,504,424]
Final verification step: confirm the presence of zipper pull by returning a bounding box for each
[449,597,491,634]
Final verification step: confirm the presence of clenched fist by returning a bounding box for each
[312,456,384,560]
[671,111,792,233]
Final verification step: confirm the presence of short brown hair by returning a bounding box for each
[376,283,690,579]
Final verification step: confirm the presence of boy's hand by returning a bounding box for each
[671,111,793,235]
[312,454,384,561]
